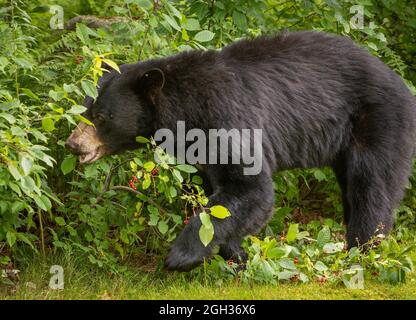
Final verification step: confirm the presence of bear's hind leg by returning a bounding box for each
[344,147,411,248]
[333,156,351,225]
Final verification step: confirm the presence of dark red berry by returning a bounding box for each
[294,257,299,264]
[317,276,327,284]
[129,180,137,190]
[151,168,159,176]
[290,274,299,282]
[75,55,84,64]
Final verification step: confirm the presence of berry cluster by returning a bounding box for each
[129,175,139,190]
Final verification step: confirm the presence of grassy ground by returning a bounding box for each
[1,253,415,300]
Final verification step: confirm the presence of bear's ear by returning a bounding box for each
[138,68,165,106]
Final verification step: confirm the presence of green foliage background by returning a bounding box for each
[0,0,415,285]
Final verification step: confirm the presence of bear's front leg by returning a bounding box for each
[164,214,214,272]
[165,173,274,272]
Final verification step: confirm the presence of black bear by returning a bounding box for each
[65,31,416,271]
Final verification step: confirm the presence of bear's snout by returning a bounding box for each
[65,137,80,154]
[65,122,107,164]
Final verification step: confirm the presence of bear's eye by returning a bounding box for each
[95,113,106,123]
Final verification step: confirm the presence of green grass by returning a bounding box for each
[1,253,415,300]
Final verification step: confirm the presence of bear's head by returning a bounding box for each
[65,64,165,163]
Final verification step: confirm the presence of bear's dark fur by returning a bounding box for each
[66,31,416,272]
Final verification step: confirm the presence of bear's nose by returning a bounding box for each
[65,138,80,153]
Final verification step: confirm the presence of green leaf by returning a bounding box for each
[135,201,142,213]
[136,136,150,143]
[81,80,98,100]
[0,113,16,124]
[376,32,387,43]
[21,88,40,100]
[209,205,231,219]
[33,195,47,211]
[164,1,181,18]
[6,231,17,247]
[172,169,183,183]
[142,174,151,189]
[9,183,21,196]
[7,163,21,180]
[162,13,181,31]
[147,205,158,215]
[266,247,287,259]
[14,57,33,69]
[279,258,297,270]
[317,226,331,247]
[367,42,378,51]
[171,214,182,225]
[55,216,66,226]
[286,223,299,244]
[11,126,25,136]
[76,23,92,44]
[77,115,94,126]
[68,105,87,114]
[40,195,52,211]
[134,157,143,166]
[61,156,77,175]
[20,155,33,176]
[63,83,78,93]
[313,169,327,182]
[278,271,297,280]
[182,28,189,40]
[102,58,121,73]
[42,118,55,132]
[192,175,203,184]
[0,56,9,72]
[323,242,345,254]
[183,18,200,31]
[159,175,169,182]
[49,90,64,101]
[143,161,155,172]
[17,233,35,249]
[158,220,169,234]
[314,261,328,272]
[130,161,137,171]
[296,231,310,240]
[199,210,211,227]
[148,213,159,226]
[135,0,153,9]
[232,10,247,30]
[120,229,129,244]
[194,30,215,42]
[176,164,198,173]
[199,224,214,247]
[169,186,177,198]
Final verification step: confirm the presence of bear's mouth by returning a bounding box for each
[79,148,105,164]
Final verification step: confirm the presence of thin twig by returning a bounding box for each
[288,12,319,29]
[111,201,127,210]
[38,209,45,256]
[96,158,134,203]
[110,185,167,215]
